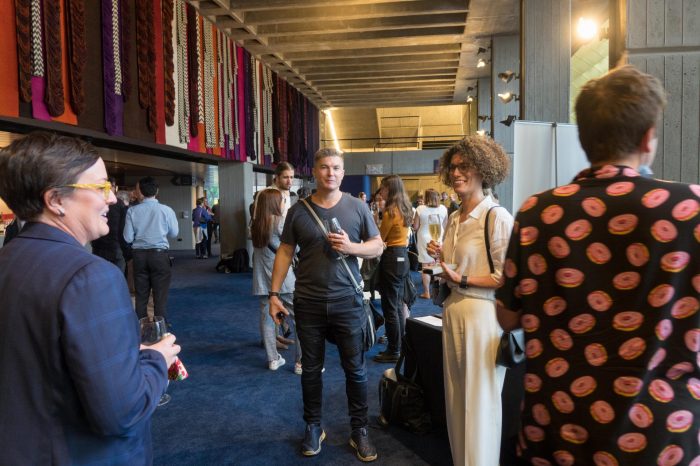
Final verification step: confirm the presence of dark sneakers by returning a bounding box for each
[349,427,378,462]
[301,424,326,456]
[373,351,400,363]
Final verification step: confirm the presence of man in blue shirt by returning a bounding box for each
[124,176,179,321]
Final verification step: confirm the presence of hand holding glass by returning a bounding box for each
[139,316,172,407]
[324,217,348,259]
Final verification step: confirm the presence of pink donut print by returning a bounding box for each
[556,268,584,288]
[667,410,693,433]
[617,432,647,453]
[530,458,553,466]
[613,311,644,332]
[528,254,547,275]
[532,403,551,426]
[648,284,675,308]
[672,198,700,221]
[656,319,673,341]
[614,376,643,397]
[550,329,574,351]
[586,242,611,264]
[685,329,700,352]
[526,339,543,359]
[647,348,667,370]
[618,337,646,360]
[590,400,615,424]
[565,219,592,241]
[520,226,539,246]
[584,343,607,366]
[524,425,546,442]
[505,259,517,278]
[592,451,619,466]
[661,251,691,273]
[560,423,588,444]
[689,455,700,466]
[519,278,539,295]
[649,379,675,403]
[519,196,539,212]
[606,181,635,196]
[521,314,540,333]
[623,167,640,177]
[658,445,685,466]
[690,184,700,197]
[651,219,678,243]
[553,184,581,197]
[626,243,650,267]
[613,271,641,290]
[628,403,654,428]
[544,296,567,316]
[541,205,564,224]
[570,375,596,397]
[642,188,671,208]
[587,291,612,312]
[695,223,700,242]
[608,214,638,235]
[552,391,575,413]
[569,313,595,334]
[693,275,700,293]
[545,357,570,378]
[667,362,694,380]
[548,236,571,259]
[595,165,619,178]
[671,296,699,319]
[525,373,543,393]
[581,197,607,217]
[687,378,700,400]
[552,450,574,466]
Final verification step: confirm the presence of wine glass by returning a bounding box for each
[428,214,442,261]
[324,217,348,260]
[139,316,171,407]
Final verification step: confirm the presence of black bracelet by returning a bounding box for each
[459,276,468,289]
[268,291,280,298]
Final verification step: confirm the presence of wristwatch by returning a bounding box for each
[459,276,469,289]
[268,291,280,298]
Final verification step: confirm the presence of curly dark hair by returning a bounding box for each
[437,135,510,189]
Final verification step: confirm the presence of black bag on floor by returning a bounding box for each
[216,249,250,273]
[407,229,420,271]
[378,340,431,434]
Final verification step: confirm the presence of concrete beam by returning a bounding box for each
[227,0,421,12]
[309,71,457,83]
[283,43,462,61]
[290,52,460,68]
[295,58,460,74]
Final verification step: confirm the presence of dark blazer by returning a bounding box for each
[0,223,168,465]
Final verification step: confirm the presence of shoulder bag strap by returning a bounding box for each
[301,198,363,295]
[484,205,500,274]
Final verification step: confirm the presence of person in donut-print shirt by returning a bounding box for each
[497,65,700,465]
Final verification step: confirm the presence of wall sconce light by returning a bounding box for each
[466,95,474,103]
[466,86,475,92]
[497,92,519,103]
[476,58,488,68]
[476,129,492,137]
[477,115,491,122]
[500,115,518,127]
[477,47,489,55]
[497,70,520,83]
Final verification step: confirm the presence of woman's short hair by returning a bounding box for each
[0,132,99,221]
[575,64,666,165]
[438,136,510,189]
[424,189,440,207]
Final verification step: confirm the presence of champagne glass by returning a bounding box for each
[428,214,442,261]
[324,217,348,260]
[139,316,171,407]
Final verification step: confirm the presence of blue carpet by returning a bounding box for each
[152,249,452,466]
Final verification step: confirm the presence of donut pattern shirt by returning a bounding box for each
[497,165,700,466]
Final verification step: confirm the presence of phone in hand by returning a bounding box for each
[276,311,286,322]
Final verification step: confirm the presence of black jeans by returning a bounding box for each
[379,246,409,354]
[294,293,368,429]
[132,249,172,320]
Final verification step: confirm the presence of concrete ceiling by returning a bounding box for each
[188,0,519,109]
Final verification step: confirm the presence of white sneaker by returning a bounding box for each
[269,355,286,371]
[294,362,303,375]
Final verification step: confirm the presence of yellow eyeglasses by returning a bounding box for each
[62,181,113,201]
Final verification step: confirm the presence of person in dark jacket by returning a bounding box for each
[91,179,127,273]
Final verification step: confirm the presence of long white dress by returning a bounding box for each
[440,197,513,466]
[414,204,448,263]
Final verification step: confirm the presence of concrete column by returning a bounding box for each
[218,161,254,260]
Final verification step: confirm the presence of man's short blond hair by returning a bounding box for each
[314,147,344,165]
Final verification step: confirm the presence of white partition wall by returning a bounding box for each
[512,121,589,211]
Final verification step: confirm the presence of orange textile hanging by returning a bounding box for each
[51,0,77,124]
[0,1,20,117]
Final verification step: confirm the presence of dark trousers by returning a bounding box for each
[379,246,409,354]
[133,249,172,320]
[206,222,214,255]
[294,293,368,429]
[195,240,207,258]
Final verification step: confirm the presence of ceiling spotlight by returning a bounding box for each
[500,115,518,127]
[497,92,519,103]
[476,58,488,68]
[477,115,491,122]
[476,129,491,137]
[477,47,489,55]
[466,95,474,103]
[577,17,598,41]
[497,70,519,83]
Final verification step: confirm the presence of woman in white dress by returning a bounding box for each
[412,188,447,298]
[427,136,512,466]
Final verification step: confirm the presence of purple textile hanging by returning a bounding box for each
[101,0,123,136]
